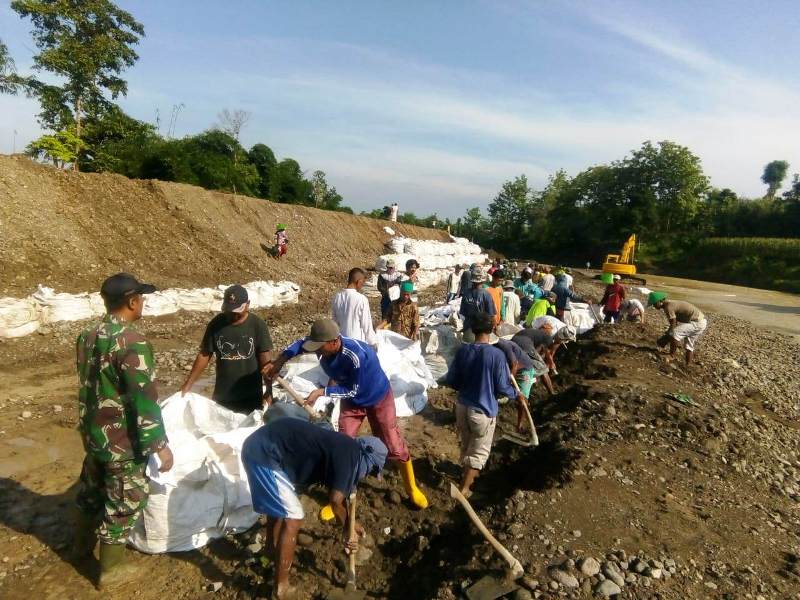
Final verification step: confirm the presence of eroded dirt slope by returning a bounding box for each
[0,154,448,296]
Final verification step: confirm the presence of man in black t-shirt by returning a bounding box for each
[242,419,388,600]
[181,285,273,413]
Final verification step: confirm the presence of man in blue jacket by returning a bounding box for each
[265,318,428,515]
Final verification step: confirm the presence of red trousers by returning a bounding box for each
[338,388,410,462]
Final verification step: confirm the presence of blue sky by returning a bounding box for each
[2,0,800,217]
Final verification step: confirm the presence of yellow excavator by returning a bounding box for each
[602,234,645,283]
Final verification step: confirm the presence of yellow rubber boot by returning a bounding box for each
[319,504,335,521]
[400,459,429,509]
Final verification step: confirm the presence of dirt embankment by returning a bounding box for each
[0,154,448,297]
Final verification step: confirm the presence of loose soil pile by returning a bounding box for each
[1,160,799,599]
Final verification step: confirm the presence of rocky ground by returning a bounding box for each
[1,274,800,600]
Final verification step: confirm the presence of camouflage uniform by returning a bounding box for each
[75,314,168,544]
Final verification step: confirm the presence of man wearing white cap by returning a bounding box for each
[378,259,403,319]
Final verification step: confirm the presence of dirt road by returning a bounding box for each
[639,273,800,340]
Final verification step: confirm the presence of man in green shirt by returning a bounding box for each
[75,273,173,589]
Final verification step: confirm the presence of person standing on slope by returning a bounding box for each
[75,273,174,589]
[264,318,429,516]
[331,267,378,348]
[274,224,289,258]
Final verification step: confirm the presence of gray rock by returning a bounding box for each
[549,568,579,588]
[579,557,601,577]
[645,567,662,579]
[297,533,313,547]
[388,490,403,505]
[21,411,32,419]
[602,563,625,587]
[513,589,533,600]
[245,543,262,554]
[594,579,622,597]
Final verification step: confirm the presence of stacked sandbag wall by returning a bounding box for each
[0,280,301,339]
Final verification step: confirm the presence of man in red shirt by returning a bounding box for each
[600,274,626,323]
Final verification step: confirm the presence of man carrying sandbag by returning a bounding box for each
[242,419,387,599]
[74,273,174,589]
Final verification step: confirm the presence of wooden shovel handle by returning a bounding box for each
[347,492,357,586]
[274,375,319,418]
[449,483,524,579]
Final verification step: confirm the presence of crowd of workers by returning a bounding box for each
[72,257,708,598]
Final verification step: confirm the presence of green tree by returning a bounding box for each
[0,38,33,95]
[761,160,790,199]
[77,106,158,174]
[487,175,532,253]
[249,143,276,198]
[11,0,145,169]
[26,127,84,167]
[269,158,310,204]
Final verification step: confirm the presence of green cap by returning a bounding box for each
[276,223,286,231]
[400,281,414,293]
[647,291,667,306]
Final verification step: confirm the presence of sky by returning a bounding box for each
[2,0,800,217]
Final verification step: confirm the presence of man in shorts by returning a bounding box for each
[648,292,707,365]
[242,419,387,599]
[445,312,527,497]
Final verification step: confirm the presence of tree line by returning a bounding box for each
[0,1,351,212]
[450,142,800,269]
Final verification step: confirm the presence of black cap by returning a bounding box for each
[100,273,156,299]
[221,284,249,313]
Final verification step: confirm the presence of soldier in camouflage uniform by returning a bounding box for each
[74,273,173,589]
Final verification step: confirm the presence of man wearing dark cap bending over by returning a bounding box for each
[265,318,429,517]
[242,420,387,599]
[181,284,274,413]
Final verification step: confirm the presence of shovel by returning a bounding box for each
[326,492,366,600]
[500,368,539,447]
[274,375,323,420]
[450,483,524,580]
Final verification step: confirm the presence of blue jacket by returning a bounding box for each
[283,336,391,407]
[553,279,583,311]
[445,343,517,417]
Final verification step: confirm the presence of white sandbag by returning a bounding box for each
[0,297,41,337]
[383,226,395,235]
[33,285,95,322]
[129,392,261,553]
[142,290,180,317]
[565,303,598,335]
[175,288,221,312]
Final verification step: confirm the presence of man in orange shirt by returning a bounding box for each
[485,270,504,326]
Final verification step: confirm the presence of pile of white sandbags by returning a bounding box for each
[375,235,487,291]
[0,280,301,339]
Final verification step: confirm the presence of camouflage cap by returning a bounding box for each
[100,273,156,300]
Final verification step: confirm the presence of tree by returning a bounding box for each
[0,38,33,95]
[249,143,276,198]
[216,109,251,191]
[761,160,789,199]
[26,127,84,167]
[11,0,145,169]
[269,158,310,204]
[487,175,532,252]
[77,106,158,174]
